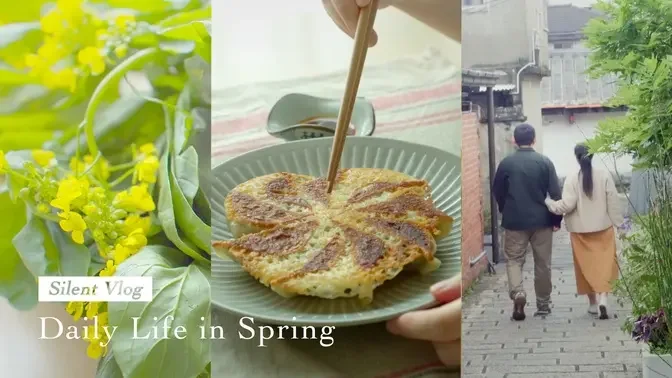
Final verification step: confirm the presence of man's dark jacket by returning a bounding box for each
[492,147,563,231]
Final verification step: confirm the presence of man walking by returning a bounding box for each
[492,124,563,321]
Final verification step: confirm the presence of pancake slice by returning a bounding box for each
[214,168,453,302]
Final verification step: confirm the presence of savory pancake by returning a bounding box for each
[213,168,453,303]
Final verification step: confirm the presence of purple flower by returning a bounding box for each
[632,309,669,348]
[618,216,633,232]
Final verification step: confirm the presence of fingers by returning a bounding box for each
[323,0,379,47]
[433,340,462,368]
[430,274,462,303]
[386,298,462,343]
[322,0,355,37]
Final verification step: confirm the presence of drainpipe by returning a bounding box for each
[512,32,538,95]
[486,85,500,264]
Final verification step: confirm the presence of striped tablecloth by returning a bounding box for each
[210,48,461,378]
[211,48,462,165]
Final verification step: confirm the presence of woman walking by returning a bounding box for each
[545,144,623,319]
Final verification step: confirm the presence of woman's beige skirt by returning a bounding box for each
[569,227,619,294]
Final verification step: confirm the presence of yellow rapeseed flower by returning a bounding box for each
[56,0,85,26]
[37,41,64,64]
[50,68,78,93]
[50,176,89,211]
[71,155,110,180]
[58,211,87,244]
[95,29,108,48]
[24,54,48,75]
[121,228,147,250]
[99,260,116,277]
[136,155,160,184]
[0,151,7,173]
[139,143,156,156]
[114,44,128,59]
[113,184,155,212]
[32,150,55,167]
[85,155,110,180]
[122,215,151,236]
[40,10,64,36]
[77,46,106,76]
[85,302,99,318]
[66,301,84,321]
[97,312,108,327]
[114,14,136,32]
[112,243,133,265]
[84,325,107,359]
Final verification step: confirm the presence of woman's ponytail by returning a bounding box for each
[574,144,593,198]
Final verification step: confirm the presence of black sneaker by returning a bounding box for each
[512,293,526,321]
[534,305,551,317]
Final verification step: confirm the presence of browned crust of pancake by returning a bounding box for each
[215,168,452,300]
[270,236,345,286]
[225,192,301,228]
[347,180,427,204]
[265,174,312,209]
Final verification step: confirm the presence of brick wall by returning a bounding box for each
[461,112,486,289]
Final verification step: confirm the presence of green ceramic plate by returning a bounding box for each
[211,137,461,326]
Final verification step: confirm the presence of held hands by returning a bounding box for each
[321,0,398,47]
[385,274,462,367]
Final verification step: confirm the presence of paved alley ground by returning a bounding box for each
[462,229,643,378]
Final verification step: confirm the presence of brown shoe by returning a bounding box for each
[512,293,526,321]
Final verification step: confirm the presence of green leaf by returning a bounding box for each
[157,152,208,263]
[0,192,37,310]
[0,22,43,66]
[12,214,91,277]
[158,40,196,54]
[173,146,199,204]
[3,151,31,202]
[101,0,193,12]
[96,351,124,378]
[62,97,159,159]
[0,22,40,49]
[192,189,211,225]
[0,85,51,114]
[173,86,192,154]
[158,5,211,28]
[171,148,210,252]
[88,244,106,276]
[108,245,210,378]
[0,111,67,131]
[159,21,210,62]
[184,56,210,105]
[0,68,39,86]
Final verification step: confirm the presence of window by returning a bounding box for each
[553,42,574,49]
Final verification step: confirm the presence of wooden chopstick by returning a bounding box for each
[325,0,379,193]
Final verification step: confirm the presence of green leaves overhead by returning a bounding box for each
[584,0,672,168]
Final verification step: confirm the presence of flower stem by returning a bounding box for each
[109,168,135,188]
[109,161,137,172]
[7,169,30,181]
[83,48,161,159]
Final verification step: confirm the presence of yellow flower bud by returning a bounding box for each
[114,44,128,59]
[82,204,98,215]
[37,203,51,214]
